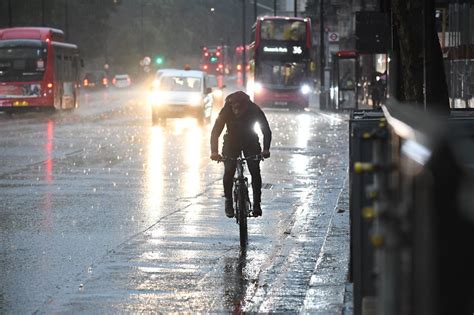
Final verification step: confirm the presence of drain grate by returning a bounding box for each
[262,183,274,189]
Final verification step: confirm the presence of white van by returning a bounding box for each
[148,69,214,124]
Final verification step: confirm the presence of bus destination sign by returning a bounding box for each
[262,45,304,55]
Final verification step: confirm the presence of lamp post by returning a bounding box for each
[41,0,45,26]
[64,0,69,41]
[140,0,144,58]
[8,0,12,27]
[254,0,257,21]
[319,0,326,109]
[242,0,247,87]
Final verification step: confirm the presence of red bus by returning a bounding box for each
[248,17,313,110]
[0,27,81,112]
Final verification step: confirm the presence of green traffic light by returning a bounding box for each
[155,56,164,65]
[209,56,218,63]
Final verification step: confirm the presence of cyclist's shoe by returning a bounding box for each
[225,198,234,218]
[253,202,262,217]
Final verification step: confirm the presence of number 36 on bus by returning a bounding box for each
[0,27,82,112]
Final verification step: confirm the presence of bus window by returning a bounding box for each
[0,46,47,82]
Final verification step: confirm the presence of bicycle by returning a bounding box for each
[219,154,263,248]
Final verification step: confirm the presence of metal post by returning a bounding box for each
[254,0,257,21]
[41,0,45,26]
[242,0,247,87]
[140,0,144,58]
[274,0,277,16]
[65,0,69,41]
[294,0,298,17]
[319,0,325,108]
[8,0,12,27]
[423,0,427,111]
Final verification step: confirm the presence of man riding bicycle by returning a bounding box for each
[210,91,272,218]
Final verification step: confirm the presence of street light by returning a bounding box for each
[241,0,247,87]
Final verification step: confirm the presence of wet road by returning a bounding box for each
[0,84,350,313]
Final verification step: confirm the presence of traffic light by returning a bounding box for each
[155,55,164,65]
[209,55,218,63]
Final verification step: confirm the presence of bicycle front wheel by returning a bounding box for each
[238,182,248,248]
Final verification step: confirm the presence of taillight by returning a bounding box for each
[103,78,108,85]
[47,82,53,88]
[112,78,116,85]
[83,79,89,86]
[236,64,242,71]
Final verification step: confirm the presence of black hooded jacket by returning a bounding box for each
[210,96,271,155]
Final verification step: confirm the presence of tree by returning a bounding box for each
[390,0,449,114]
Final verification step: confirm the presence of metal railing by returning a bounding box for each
[350,101,474,314]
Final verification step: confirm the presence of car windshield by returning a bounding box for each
[159,76,201,92]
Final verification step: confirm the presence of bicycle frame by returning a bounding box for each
[220,154,262,248]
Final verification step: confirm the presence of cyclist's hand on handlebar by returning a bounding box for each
[262,150,270,159]
[210,152,222,161]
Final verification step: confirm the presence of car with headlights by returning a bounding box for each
[148,69,214,124]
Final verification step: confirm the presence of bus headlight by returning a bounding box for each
[300,84,311,95]
[253,82,263,94]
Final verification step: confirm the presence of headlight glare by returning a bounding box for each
[189,94,202,106]
[300,84,311,95]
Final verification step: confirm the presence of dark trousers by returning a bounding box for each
[222,138,262,204]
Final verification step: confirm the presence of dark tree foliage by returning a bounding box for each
[0,0,248,75]
[0,0,118,61]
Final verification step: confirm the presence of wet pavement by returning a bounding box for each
[0,85,351,313]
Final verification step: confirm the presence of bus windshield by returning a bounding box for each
[260,20,306,41]
[256,61,307,88]
[0,42,48,82]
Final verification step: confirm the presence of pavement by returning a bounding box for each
[301,177,352,314]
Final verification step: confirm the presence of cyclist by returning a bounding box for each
[210,91,272,218]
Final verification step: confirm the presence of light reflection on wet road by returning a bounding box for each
[0,86,349,313]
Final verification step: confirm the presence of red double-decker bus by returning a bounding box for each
[247,17,313,110]
[0,27,81,112]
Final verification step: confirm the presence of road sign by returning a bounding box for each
[328,32,339,42]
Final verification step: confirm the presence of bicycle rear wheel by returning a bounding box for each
[238,182,248,248]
